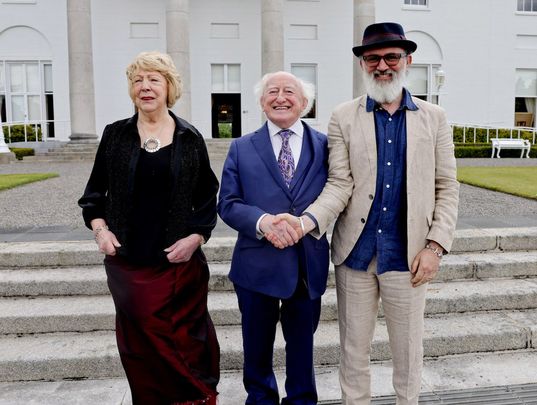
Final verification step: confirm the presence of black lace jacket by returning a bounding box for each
[78,111,218,256]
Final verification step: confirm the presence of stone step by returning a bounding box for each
[1,227,537,268]
[41,151,97,157]
[1,278,537,335]
[450,226,537,252]
[0,263,244,295]
[207,147,231,153]
[219,351,537,405]
[208,153,229,161]
[0,238,236,267]
[3,350,537,404]
[0,266,110,296]
[205,139,232,147]
[22,155,96,162]
[21,142,99,162]
[2,250,537,297]
[206,141,232,159]
[48,145,98,153]
[0,309,535,382]
[0,295,116,334]
[19,139,231,162]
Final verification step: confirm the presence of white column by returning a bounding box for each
[67,0,98,143]
[262,0,284,75]
[0,140,8,154]
[353,0,375,98]
[166,0,191,121]
[0,114,16,162]
[0,122,10,153]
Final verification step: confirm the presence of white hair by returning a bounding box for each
[254,71,316,116]
[361,61,408,104]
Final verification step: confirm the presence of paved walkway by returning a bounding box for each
[1,158,537,242]
[1,365,537,404]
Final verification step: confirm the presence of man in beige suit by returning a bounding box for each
[270,22,459,404]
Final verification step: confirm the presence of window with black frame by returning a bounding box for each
[517,0,537,12]
[0,62,5,125]
[291,64,317,120]
[404,0,427,6]
[0,61,53,142]
[406,64,442,105]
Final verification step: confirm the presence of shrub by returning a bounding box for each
[9,147,35,160]
[217,123,232,138]
[2,125,43,143]
[455,145,537,158]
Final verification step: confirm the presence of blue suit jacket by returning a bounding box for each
[218,122,329,299]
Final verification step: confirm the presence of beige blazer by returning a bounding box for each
[305,95,459,268]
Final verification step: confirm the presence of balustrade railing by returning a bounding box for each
[451,123,536,145]
[2,120,536,146]
[1,120,69,143]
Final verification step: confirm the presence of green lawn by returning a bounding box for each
[457,166,537,200]
[0,173,59,191]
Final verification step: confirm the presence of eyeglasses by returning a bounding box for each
[361,53,407,67]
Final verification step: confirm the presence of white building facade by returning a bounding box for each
[0,0,536,142]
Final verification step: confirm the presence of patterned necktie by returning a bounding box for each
[277,129,295,187]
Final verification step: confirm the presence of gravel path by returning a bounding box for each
[0,162,92,229]
[0,158,537,231]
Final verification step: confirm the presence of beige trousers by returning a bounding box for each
[336,260,427,405]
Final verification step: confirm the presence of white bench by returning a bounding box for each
[491,138,531,158]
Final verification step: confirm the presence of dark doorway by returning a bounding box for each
[45,94,55,138]
[211,93,241,138]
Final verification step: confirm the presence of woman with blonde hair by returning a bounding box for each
[79,51,219,405]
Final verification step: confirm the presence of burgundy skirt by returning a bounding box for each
[104,250,219,405]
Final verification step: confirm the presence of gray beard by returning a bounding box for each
[362,67,407,104]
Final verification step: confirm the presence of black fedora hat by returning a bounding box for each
[352,22,417,57]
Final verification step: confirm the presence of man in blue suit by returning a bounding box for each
[218,71,329,405]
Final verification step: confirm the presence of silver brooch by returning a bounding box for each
[143,137,161,153]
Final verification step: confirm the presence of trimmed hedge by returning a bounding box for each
[455,144,537,158]
[9,147,35,160]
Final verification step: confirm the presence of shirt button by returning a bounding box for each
[388,118,392,122]
[378,229,382,234]
[387,162,391,166]
[361,218,365,223]
[388,139,392,144]
[369,194,374,200]
[386,184,390,188]
[383,207,387,211]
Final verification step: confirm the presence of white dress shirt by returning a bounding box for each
[256,119,304,237]
[266,119,304,167]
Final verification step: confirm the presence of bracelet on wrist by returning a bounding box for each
[93,225,109,241]
[425,243,443,258]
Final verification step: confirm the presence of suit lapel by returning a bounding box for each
[294,123,320,194]
[251,123,294,198]
[405,106,421,165]
[357,97,377,177]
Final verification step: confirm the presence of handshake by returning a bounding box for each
[260,213,316,249]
